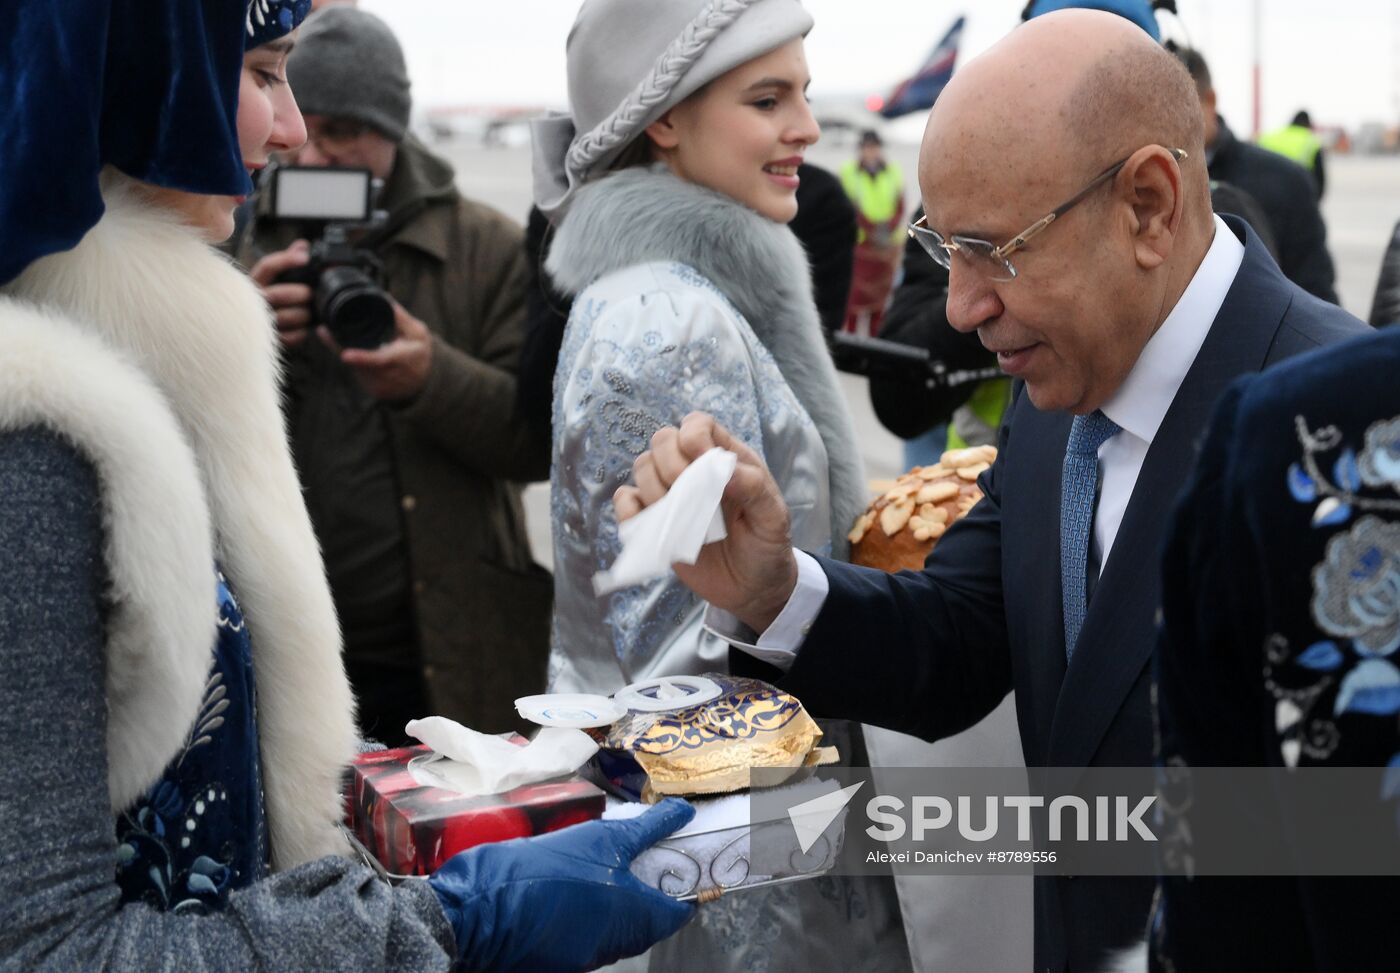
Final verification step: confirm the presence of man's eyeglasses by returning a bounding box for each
[908,146,1188,282]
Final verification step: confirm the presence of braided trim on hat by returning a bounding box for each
[565,0,761,175]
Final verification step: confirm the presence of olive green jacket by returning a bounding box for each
[240,137,551,731]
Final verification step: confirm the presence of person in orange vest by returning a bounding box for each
[840,129,904,335]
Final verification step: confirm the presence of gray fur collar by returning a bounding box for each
[547,165,866,557]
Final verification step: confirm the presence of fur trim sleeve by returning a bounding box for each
[0,297,217,813]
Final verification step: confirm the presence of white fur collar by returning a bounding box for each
[547,166,867,556]
[0,174,356,869]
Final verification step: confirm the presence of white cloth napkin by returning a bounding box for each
[404,717,598,797]
[593,447,737,596]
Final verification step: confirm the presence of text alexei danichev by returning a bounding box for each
[866,850,1059,864]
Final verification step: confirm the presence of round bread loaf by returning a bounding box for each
[849,445,997,573]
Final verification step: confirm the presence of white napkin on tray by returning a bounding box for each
[404,717,598,797]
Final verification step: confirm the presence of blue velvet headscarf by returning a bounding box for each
[0,0,310,285]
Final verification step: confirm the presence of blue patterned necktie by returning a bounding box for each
[1061,410,1121,660]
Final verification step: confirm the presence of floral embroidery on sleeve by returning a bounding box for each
[1271,414,1400,778]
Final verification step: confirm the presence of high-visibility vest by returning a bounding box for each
[1258,124,1322,171]
[946,378,1012,451]
[840,160,904,232]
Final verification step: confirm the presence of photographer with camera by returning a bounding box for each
[239,6,550,742]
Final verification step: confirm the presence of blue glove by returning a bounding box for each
[428,797,696,972]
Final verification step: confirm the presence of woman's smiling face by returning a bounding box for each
[646,38,820,223]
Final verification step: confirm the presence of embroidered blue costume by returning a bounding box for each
[1153,323,1397,972]
[116,569,269,912]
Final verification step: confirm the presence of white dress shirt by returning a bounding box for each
[709,214,1246,668]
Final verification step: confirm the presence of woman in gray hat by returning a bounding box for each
[536,1,910,969]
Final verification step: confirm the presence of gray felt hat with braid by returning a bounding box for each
[531,0,813,221]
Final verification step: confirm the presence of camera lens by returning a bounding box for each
[316,266,395,349]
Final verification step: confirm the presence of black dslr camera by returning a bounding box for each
[269,166,395,349]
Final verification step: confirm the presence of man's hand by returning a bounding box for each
[248,240,314,348]
[615,413,798,633]
[331,301,435,403]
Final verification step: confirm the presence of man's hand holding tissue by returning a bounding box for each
[614,413,798,634]
[428,798,696,973]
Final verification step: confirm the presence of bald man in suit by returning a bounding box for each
[617,11,1369,971]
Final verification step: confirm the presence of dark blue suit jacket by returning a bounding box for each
[1151,323,1400,971]
[775,217,1369,972]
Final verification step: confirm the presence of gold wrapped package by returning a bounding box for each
[590,675,831,801]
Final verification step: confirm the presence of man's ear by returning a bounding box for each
[1120,145,1184,271]
[645,111,680,151]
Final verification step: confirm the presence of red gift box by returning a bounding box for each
[345,743,606,876]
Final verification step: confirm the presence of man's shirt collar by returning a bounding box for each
[1100,214,1245,445]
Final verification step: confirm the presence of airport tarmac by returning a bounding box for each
[439,139,1399,566]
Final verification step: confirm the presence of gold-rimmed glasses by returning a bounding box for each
[908,146,1188,282]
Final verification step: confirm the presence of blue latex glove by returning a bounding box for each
[428,797,696,972]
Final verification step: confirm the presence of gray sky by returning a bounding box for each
[359,0,1400,134]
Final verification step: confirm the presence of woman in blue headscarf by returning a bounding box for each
[0,3,693,969]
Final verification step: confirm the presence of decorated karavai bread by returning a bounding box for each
[588,674,829,802]
[849,445,997,573]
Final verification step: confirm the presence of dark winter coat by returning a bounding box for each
[1368,218,1400,327]
[1209,117,1338,303]
[242,137,551,732]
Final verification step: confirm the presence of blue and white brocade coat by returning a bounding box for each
[543,166,867,696]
